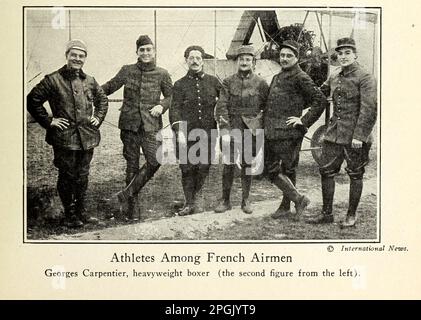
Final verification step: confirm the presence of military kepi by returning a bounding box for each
[236,45,255,58]
[335,37,356,51]
[279,40,300,58]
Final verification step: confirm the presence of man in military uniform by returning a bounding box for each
[27,39,109,228]
[265,40,327,221]
[170,45,222,216]
[310,38,377,227]
[214,45,269,214]
[102,35,173,221]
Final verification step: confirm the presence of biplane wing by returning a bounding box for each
[225,9,378,60]
[226,11,280,59]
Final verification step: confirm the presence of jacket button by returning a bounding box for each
[198,110,201,113]
[198,117,202,120]
[337,117,341,120]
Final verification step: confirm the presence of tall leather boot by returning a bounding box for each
[58,172,82,228]
[271,174,310,220]
[74,175,98,224]
[214,164,234,213]
[341,178,363,228]
[178,170,196,216]
[271,171,295,219]
[195,165,210,194]
[57,172,73,215]
[123,171,139,221]
[309,176,335,224]
[241,166,253,214]
[194,165,210,213]
[117,164,159,202]
[126,196,138,222]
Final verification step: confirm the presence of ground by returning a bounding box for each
[26,103,378,241]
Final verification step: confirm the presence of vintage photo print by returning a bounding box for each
[24,6,380,242]
[2,0,421,302]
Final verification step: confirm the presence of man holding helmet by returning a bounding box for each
[214,45,269,214]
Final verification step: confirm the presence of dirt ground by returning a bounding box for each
[26,103,378,241]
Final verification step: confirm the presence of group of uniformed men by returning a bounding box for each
[27,34,377,230]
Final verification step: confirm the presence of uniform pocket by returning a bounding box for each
[54,127,73,140]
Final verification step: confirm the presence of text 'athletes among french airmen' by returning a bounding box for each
[110,252,293,265]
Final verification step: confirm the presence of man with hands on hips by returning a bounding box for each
[264,40,327,221]
[27,39,109,228]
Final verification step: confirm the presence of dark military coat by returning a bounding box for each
[170,70,221,134]
[27,65,109,150]
[264,63,327,140]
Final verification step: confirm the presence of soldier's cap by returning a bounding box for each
[136,35,154,50]
[236,45,256,58]
[279,40,300,58]
[184,45,205,58]
[65,39,87,55]
[335,37,357,52]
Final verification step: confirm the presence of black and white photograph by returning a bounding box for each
[3,0,421,302]
[25,6,380,242]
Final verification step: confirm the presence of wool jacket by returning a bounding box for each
[214,71,269,131]
[102,59,173,132]
[321,62,377,145]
